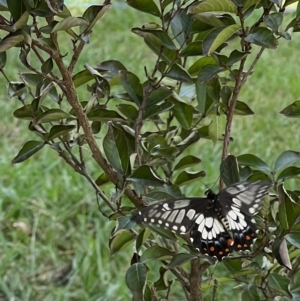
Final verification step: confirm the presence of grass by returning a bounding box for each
[0,1,300,300]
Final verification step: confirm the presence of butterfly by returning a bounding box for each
[131,181,272,261]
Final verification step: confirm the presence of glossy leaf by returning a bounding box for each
[136,228,151,252]
[272,239,292,270]
[103,123,130,175]
[234,101,254,115]
[12,141,45,164]
[209,114,226,143]
[132,28,177,50]
[32,109,72,125]
[117,104,138,122]
[154,267,168,291]
[198,65,225,83]
[175,170,206,186]
[280,101,300,117]
[202,25,240,55]
[167,253,197,269]
[274,150,300,172]
[263,12,283,33]
[87,109,126,123]
[144,101,174,119]
[147,224,177,240]
[174,156,201,171]
[127,0,160,17]
[125,263,147,301]
[237,154,271,173]
[188,57,217,76]
[119,70,143,105]
[0,51,7,68]
[241,285,260,301]
[128,166,164,186]
[41,57,53,75]
[95,173,110,186]
[278,184,296,230]
[109,229,134,255]
[188,0,260,13]
[244,27,278,49]
[141,245,174,263]
[268,273,291,297]
[220,155,239,186]
[115,216,136,232]
[165,63,193,83]
[146,86,173,108]
[277,166,300,183]
[180,41,203,57]
[47,124,76,140]
[81,4,111,32]
[286,232,300,248]
[51,17,89,32]
[196,80,206,115]
[171,99,193,129]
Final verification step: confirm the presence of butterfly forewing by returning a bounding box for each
[132,198,210,235]
[131,180,272,261]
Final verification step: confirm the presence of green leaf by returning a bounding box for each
[196,80,206,115]
[81,4,111,33]
[117,104,138,122]
[174,156,201,171]
[146,86,173,108]
[115,216,136,232]
[167,253,197,269]
[263,12,283,33]
[280,101,300,117]
[237,154,271,173]
[7,0,26,21]
[220,155,239,186]
[132,28,177,50]
[145,185,183,201]
[73,70,95,88]
[202,25,240,55]
[188,57,217,76]
[0,31,24,53]
[180,41,203,57]
[198,65,225,83]
[171,99,194,129]
[141,246,174,263]
[109,229,134,255]
[125,263,147,301]
[87,109,126,123]
[33,109,72,125]
[7,82,27,100]
[144,101,174,119]
[51,17,89,32]
[0,51,7,68]
[95,173,110,186]
[272,239,292,270]
[103,123,130,175]
[127,0,160,17]
[165,63,193,83]
[154,267,168,291]
[128,166,164,186]
[41,57,53,75]
[277,166,300,183]
[147,224,177,240]
[175,170,206,186]
[119,70,143,106]
[286,232,300,248]
[47,124,76,140]
[268,273,291,297]
[234,101,254,115]
[208,114,226,143]
[241,285,260,301]
[278,184,296,230]
[136,228,151,252]
[244,28,278,49]
[227,50,249,66]
[274,150,300,172]
[12,141,45,164]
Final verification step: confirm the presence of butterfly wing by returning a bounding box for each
[131,198,210,235]
[217,180,272,251]
[190,209,234,261]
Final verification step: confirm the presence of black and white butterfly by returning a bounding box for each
[131,181,272,261]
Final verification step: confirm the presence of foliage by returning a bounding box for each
[1,0,300,300]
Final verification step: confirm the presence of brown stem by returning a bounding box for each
[190,258,201,301]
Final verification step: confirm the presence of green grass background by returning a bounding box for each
[0,1,300,300]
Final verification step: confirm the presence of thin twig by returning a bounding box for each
[190,258,201,301]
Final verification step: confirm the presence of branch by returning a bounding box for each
[32,40,141,208]
[190,258,201,301]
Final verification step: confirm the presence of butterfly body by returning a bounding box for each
[132,181,272,261]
